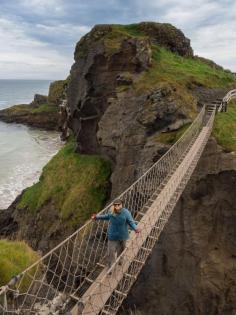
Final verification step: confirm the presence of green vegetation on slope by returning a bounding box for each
[102,24,147,55]
[103,24,236,90]
[2,103,57,115]
[0,240,40,288]
[135,46,236,93]
[17,140,111,227]
[154,123,191,144]
[156,99,236,150]
[31,104,58,113]
[48,79,67,105]
[213,99,236,152]
[112,23,145,38]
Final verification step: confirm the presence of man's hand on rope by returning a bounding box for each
[91,214,97,220]
[135,228,141,235]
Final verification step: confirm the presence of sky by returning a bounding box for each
[0,0,236,79]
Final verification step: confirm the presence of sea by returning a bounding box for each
[0,80,63,209]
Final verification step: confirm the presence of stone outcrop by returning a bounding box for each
[0,103,59,130]
[66,23,197,197]
[48,79,68,106]
[0,79,68,130]
[30,94,48,106]
[138,22,193,57]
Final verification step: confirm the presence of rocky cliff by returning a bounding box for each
[1,22,236,314]
[65,23,236,197]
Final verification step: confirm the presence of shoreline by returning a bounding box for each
[0,121,63,210]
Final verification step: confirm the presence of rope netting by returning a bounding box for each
[0,97,220,315]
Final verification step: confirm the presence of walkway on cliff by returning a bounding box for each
[0,89,236,315]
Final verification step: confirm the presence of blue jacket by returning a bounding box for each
[96,208,137,241]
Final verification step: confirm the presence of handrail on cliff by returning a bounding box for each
[219,89,236,112]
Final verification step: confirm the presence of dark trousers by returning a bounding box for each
[107,240,126,267]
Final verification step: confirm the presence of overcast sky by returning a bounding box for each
[1,0,235,79]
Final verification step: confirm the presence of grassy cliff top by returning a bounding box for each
[1,103,58,115]
[136,46,236,90]
[90,23,236,91]
[0,240,39,288]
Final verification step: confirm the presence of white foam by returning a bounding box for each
[0,122,63,209]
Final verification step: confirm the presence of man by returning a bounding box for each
[91,199,140,269]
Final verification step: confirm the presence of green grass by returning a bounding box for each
[3,104,31,115]
[134,46,236,93]
[2,103,58,115]
[102,24,146,56]
[154,123,191,144]
[17,140,111,227]
[101,24,236,91]
[112,24,146,38]
[213,99,236,152]
[0,240,40,289]
[31,103,58,114]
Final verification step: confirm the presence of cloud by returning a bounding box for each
[0,0,236,78]
[131,0,236,71]
[16,0,65,17]
[0,17,72,79]
[192,21,236,70]
[34,23,91,45]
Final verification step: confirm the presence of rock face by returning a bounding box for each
[138,22,193,57]
[48,80,68,105]
[122,138,236,315]
[31,94,48,106]
[66,23,197,197]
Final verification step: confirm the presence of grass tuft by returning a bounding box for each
[213,99,236,152]
[0,240,40,289]
[1,103,57,115]
[154,123,191,144]
[17,140,111,227]
[134,46,236,94]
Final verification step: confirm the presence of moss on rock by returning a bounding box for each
[48,80,67,105]
[154,123,191,144]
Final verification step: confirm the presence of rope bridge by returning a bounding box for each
[0,90,235,315]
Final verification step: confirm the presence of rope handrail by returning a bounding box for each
[77,105,216,315]
[0,106,205,314]
[223,89,236,102]
[0,107,205,280]
[0,89,233,314]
